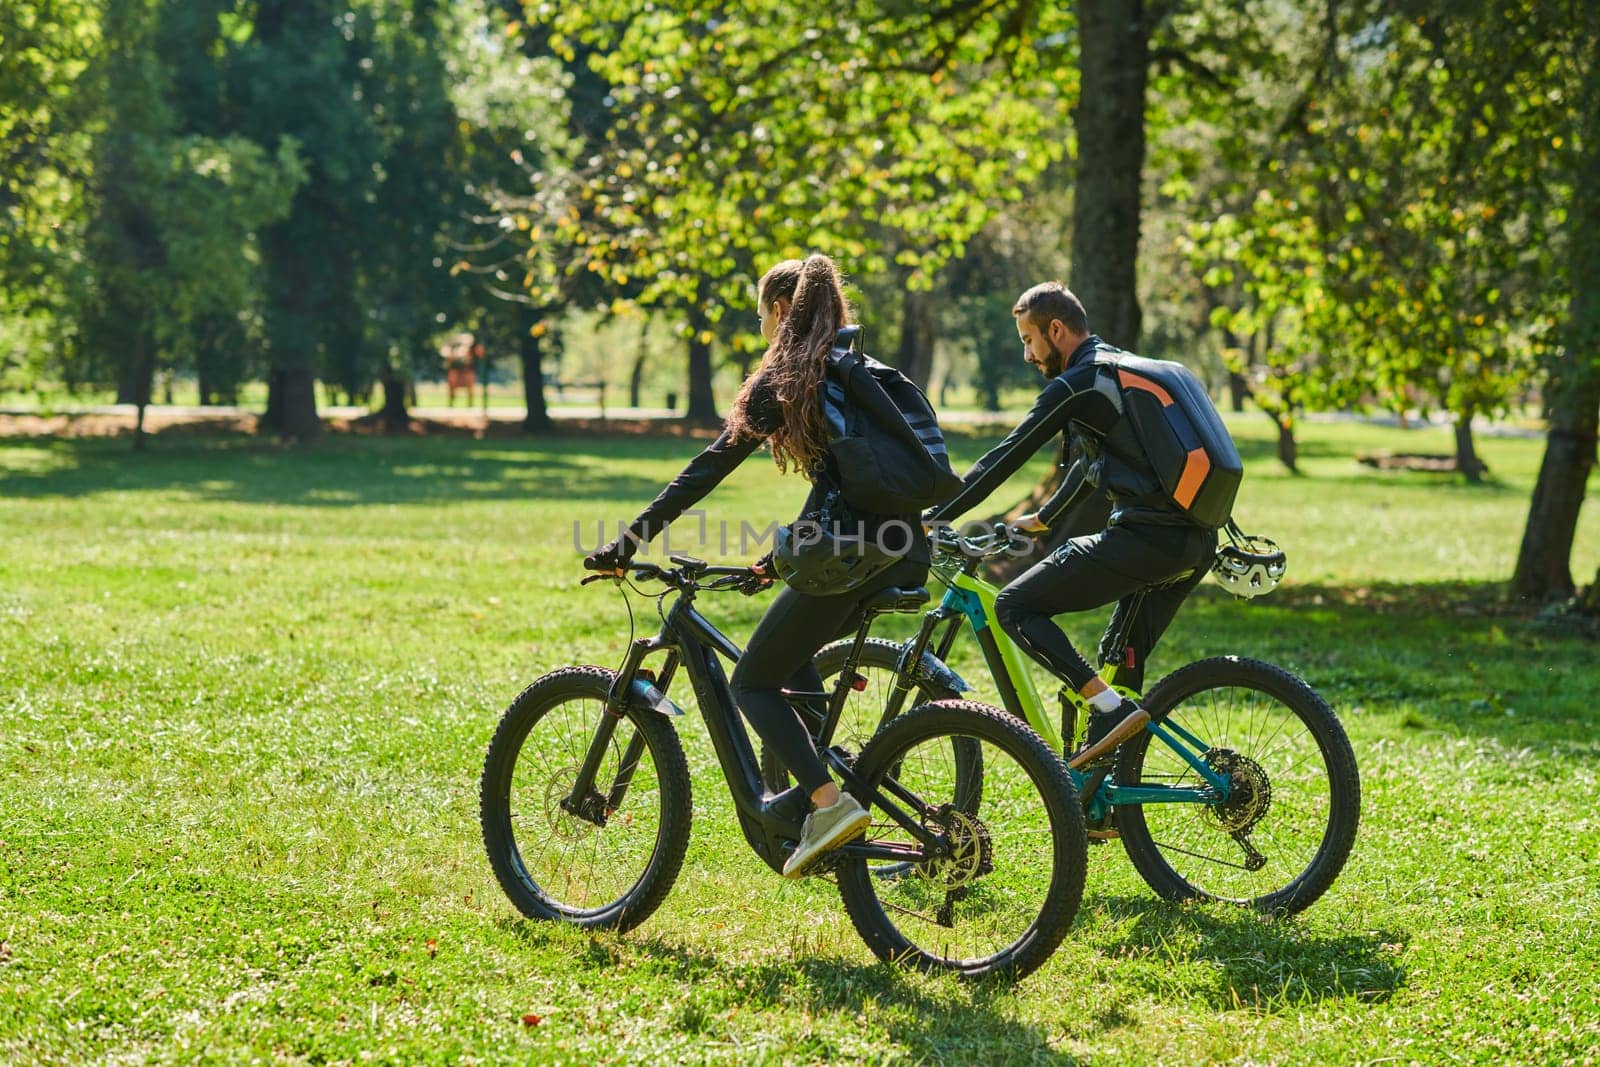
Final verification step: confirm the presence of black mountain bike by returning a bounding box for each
[480,555,1089,981]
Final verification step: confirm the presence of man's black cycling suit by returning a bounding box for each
[927,335,1216,694]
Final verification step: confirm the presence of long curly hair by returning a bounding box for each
[727,255,851,476]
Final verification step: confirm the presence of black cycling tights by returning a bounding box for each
[731,558,929,796]
[994,523,1216,694]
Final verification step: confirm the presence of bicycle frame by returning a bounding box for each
[563,569,955,875]
[883,547,1231,815]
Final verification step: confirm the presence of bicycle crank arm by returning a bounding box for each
[834,840,930,863]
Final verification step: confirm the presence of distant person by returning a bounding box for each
[442,332,477,406]
[925,282,1225,771]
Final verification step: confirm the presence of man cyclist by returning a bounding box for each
[926,282,1218,771]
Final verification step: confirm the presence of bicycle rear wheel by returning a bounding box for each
[1115,657,1360,916]
[480,666,692,931]
[836,700,1086,981]
[759,637,957,792]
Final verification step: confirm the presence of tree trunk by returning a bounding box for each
[1511,45,1600,604]
[519,306,552,432]
[895,288,936,389]
[130,335,152,453]
[264,365,322,441]
[1582,565,1600,614]
[1070,0,1152,350]
[1453,411,1485,483]
[629,316,650,408]
[1510,381,1598,602]
[998,0,1154,567]
[380,370,409,434]
[1273,411,1299,474]
[685,295,718,424]
[1228,371,1249,413]
[116,349,152,408]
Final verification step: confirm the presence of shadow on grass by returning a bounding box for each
[1088,895,1406,1010]
[0,434,697,506]
[501,919,1080,1063]
[1165,580,1599,754]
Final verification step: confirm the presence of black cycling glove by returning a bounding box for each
[584,536,638,572]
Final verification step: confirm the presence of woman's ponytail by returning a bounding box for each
[727,254,852,475]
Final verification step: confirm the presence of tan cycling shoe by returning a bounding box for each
[782,793,871,878]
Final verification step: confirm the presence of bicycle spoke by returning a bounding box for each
[1117,661,1358,914]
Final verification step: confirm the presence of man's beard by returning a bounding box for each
[1042,337,1068,377]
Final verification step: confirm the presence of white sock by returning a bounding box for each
[1086,686,1123,714]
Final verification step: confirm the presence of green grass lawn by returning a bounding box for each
[2,415,1598,1064]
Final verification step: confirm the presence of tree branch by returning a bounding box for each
[1148,46,1230,89]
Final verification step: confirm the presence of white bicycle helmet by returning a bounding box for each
[1211,522,1287,598]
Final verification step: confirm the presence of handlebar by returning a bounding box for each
[930,521,1032,561]
[580,555,768,593]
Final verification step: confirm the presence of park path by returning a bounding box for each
[0,402,1541,438]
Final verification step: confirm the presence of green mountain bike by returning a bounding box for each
[778,526,1360,917]
[480,554,1088,981]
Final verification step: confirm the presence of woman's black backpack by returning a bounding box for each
[821,326,963,515]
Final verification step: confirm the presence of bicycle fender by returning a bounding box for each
[614,677,684,718]
[896,643,970,695]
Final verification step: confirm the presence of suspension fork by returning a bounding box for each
[880,608,959,730]
[603,649,680,812]
[564,635,674,821]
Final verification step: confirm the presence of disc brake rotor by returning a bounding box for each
[543,765,599,840]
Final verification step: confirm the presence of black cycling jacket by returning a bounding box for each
[927,335,1192,529]
[623,375,930,562]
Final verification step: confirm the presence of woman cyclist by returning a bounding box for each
[585,255,930,877]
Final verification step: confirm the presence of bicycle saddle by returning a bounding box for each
[860,586,929,614]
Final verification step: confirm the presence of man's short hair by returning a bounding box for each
[1012,282,1088,336]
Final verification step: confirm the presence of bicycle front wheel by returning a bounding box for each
[836,700,1087,981]
[1115,657,1360,916]
[479,666,692,931]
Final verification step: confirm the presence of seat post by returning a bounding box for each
[841,606,880,675]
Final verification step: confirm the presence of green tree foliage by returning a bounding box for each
[443,2,577,431]
[0,1,100,391]
[522,0,1071,417]
[229,0,473,438]
[1189,3,1563,480]
[75,0,303,447]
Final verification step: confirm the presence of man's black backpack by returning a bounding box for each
[1096,351,1244,529]
[821,326,963,515]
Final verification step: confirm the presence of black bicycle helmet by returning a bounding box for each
[771,520,901,596]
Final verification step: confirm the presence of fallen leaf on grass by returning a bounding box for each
[521,1013,543,1027]
[426,938,437,958]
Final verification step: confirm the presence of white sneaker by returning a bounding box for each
[782,793,871,878]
